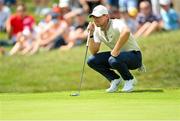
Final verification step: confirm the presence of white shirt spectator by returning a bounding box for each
[0,5,11,31]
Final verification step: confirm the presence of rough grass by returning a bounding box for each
[135,31,180,88]
[0,30,180,92]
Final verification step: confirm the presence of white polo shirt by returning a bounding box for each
[93,19,140,52]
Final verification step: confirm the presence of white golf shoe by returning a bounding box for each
[122,78,137,92]
[106,78,121,93]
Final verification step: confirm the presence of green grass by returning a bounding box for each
[0,0,179,92]
[0,30,180,92]
[0,89,180,120]
[0,1,180,120]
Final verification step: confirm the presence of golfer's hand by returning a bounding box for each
[87,22,95,36]
[111,49,120,57]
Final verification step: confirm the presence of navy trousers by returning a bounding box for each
[87,51,142,82]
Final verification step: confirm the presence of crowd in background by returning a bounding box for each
[0,0,180,56]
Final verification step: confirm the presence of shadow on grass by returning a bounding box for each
[119,89,164,93]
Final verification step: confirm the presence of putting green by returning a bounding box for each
[0,89,180,120]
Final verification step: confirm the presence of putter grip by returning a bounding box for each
[86,31,91,47]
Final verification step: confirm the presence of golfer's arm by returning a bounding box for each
[89,38,101,55]
[112,26,130,56]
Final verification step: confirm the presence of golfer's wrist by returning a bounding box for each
[111,50,119,57]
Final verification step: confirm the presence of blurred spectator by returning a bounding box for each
[151,0,160,16]
[135,0,162,38]
[51,5,63,19]
[59,0,71,16]
[60,0,82,11]
[106,0,121,19]
[59,0,88,18]
[28,11,54,55]
[9,28,35,55]
[34,11,53,36]
[120,8,138,34]
[58,0,89,50]
[39,14,69,50]
[0,0,11,32]
[79,0,106,13]
[119,0,138,13]
[38,7,51,17]
[34,0,50,15]
[67,10,88,47]
[109,6,120,19]
[106,0,119,9]
[6,3,35,44]
[118,0,138,19]
[159,0,180,30]
[4,0,16,6]
[30,12,71,54]
[127,7,138,19]
[59,0,88,21]
[9,3,36,55]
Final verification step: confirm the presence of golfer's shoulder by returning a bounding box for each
[112,19,125,24]
[111,19,126,28]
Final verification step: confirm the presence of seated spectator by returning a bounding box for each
[61,11,87,51]
[6,3,35,44]
[30,12,71,54]
[135,0,162,38]
[59,0,86,19]
[109,6,121,19]
[16,11,53,55]
[9,10,55,55]
[79,0,106,13]
[0,0,11,32]
[106,0,119,11]
[4,0,16,6]
[159,0,180,30]
[8,4,35,55]
[59,0,71,17]
[9,28,35,55]
[60,0,83,11]
[67,10,88,47]
[120,8,138,34]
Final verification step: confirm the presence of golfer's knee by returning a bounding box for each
[87,55,96,68]
[108,56,120,68]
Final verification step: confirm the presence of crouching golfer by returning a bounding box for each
[87,5,142,92]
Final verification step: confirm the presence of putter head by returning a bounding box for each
[70,93,80,96]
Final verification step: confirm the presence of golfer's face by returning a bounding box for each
[93,15,107,27]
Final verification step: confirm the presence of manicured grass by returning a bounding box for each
[0,89,180,120]
[1,0,179,92]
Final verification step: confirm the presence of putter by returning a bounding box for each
[70,31,91,96]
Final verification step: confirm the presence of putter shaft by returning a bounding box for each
[77,32,91,95]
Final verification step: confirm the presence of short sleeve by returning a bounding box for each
[136,14,145,25]
[113,19,127,33]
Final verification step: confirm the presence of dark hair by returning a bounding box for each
[138,0,152,11]
[16,3,26,11]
